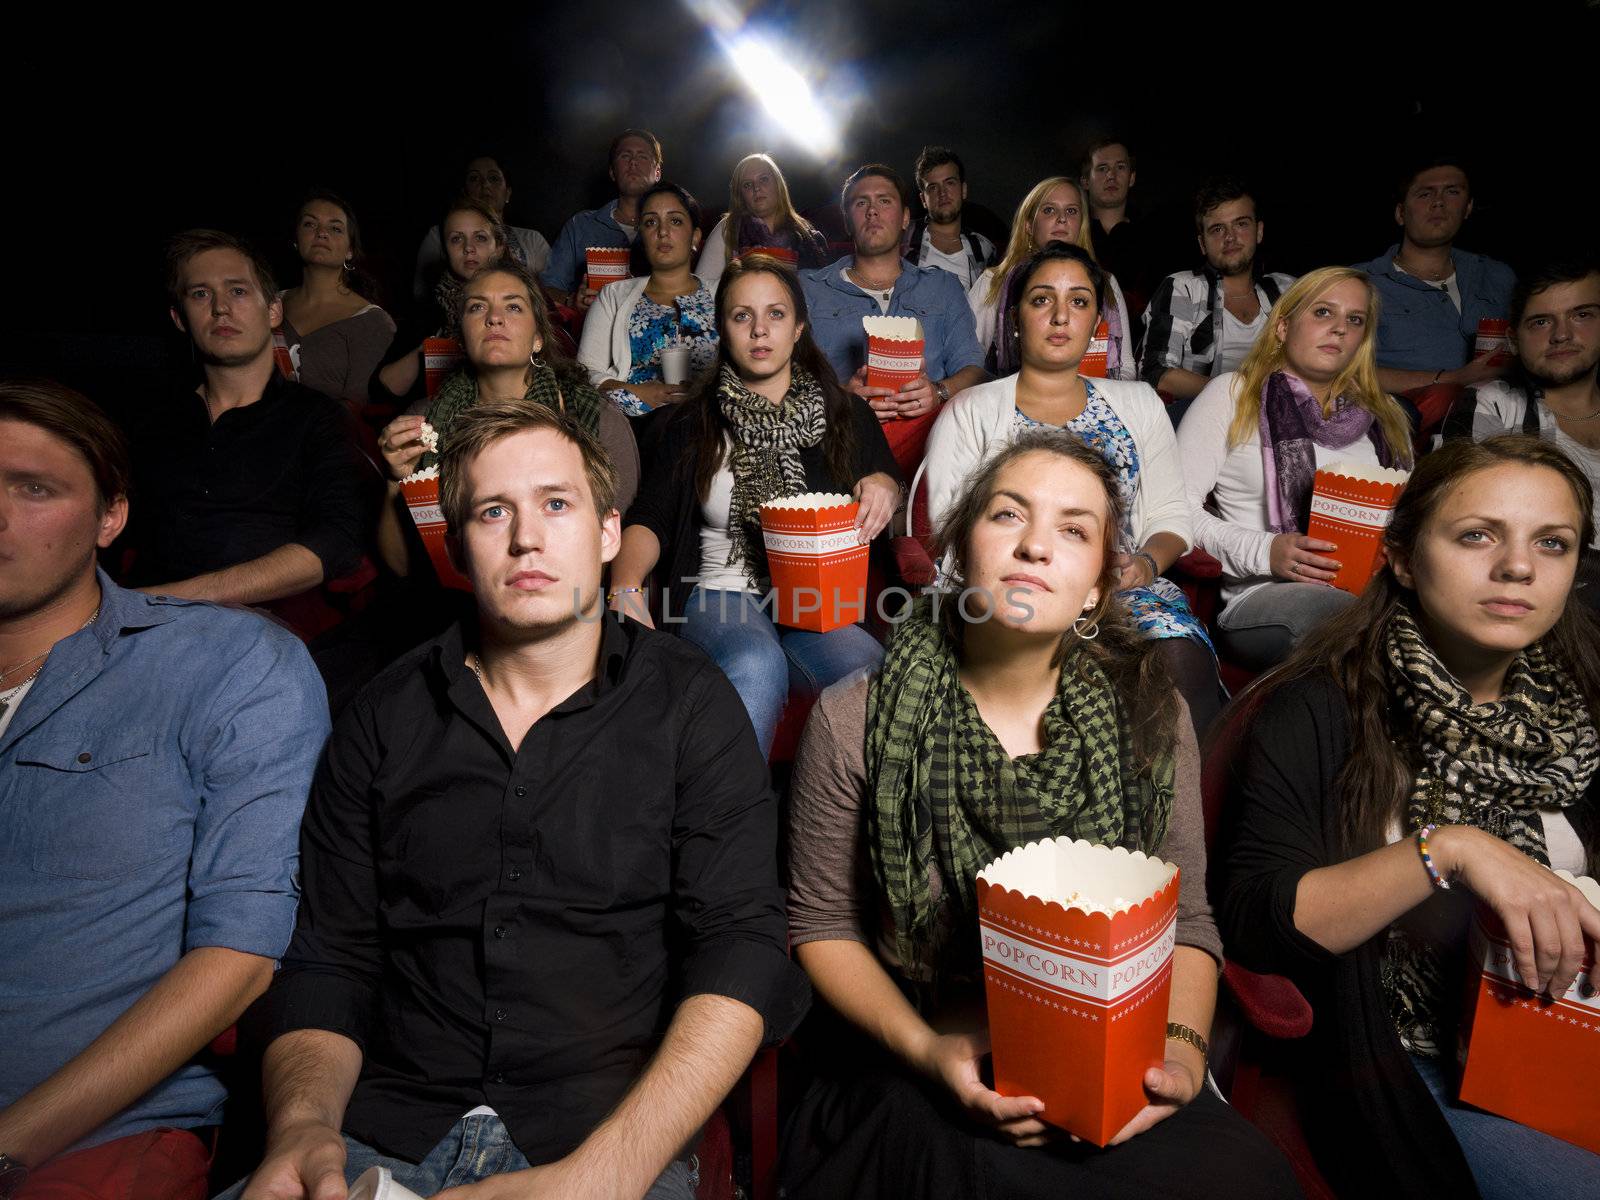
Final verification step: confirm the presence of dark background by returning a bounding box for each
[4,1,1597,417]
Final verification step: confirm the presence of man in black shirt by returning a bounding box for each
[128,230,372,603]
[230,400,806,1200]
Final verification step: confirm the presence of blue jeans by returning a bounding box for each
[1411,1054,1600,1198]
[679,587,885,758]
[213,1112,695,1198]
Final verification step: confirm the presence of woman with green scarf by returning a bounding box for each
[375,260,639,578]
[1223,433,1600,1198]
[781,430,1298,1199]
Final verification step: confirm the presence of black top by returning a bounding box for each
[1090,218,1155,336]
[624,396,900,622]
[129,372,373,585]
[1219,673,1481,1198]
[258,613,808,1165]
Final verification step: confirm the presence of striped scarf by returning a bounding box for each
[865,599,1174,982]
[421,358,605,471]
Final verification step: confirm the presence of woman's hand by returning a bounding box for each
[1113,551,1155,591]
[607,587,654,629]
[626,380,689,409]
[1105,1055,1203,1145]
[914,1030,1051,1147]
[379,414,427,480]
[1268,532,1341,583]
[853,472,900,542]
[1435,825,1600,998]
[575,285,600,312]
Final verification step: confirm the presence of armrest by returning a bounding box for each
[1221,959,1313,1040]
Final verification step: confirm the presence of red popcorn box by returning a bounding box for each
[585,247,631,293]
[423,337,464,400]
[1457,873,1600,1154]
[864,315,924,393]
[1305,461,1410,595]
[1475,317,1513,367]
[745,245,799,266]
[398,466,473,592]
[978,838,1181,1146]
[1079,318,1111,378]
[759,493,869,633]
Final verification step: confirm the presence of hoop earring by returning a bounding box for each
[343,258,354,272]
[1073,615,1100,641]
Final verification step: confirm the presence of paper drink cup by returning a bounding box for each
[1457,872,1600,1154]
[399,466,473,592]
[759,493,870,633]
[864,315,924,393]
[977,838,1181,1146]
[349,1167,425,1200]
[1475,317,1513,366]
[745,245,800,266]
[1079,318,1111,378]
[423,336,464,400]
[660,343,691,386]
[1305,461,1410,594]
[585,247,631,292]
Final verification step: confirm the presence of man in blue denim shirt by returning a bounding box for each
[1355,157,1516,394]
[801,164,987,450]
[0,381,327,1198]
[540,128,662,308]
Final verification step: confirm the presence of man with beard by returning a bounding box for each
[1442,260,1600,605]
[226,401,804,1200]
[0,380,325,1199]
[125,230,373,604]
[1140,178,1296,410]
[1356,156,1516,392]
[801,164,986,463]
[541,128,663,310]
[905,146,996,290]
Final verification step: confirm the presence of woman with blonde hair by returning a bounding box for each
[1175,266,1415,668]
[695,152,830,290]
[968,176,1134,378]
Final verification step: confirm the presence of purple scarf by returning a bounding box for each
[1259,370,1403,533]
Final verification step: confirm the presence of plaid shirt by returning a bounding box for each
[1139,268,1296,386]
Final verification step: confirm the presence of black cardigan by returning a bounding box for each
[624,397,900,623]
[1219,673,1482,1199]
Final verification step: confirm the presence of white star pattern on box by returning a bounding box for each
[987,913,1105,954]
[995,977,1099,1022]
[1484,985,1599,1033]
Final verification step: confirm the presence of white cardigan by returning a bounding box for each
[576,276,654,390]
[1175,371,1383,603]
[923,374,1193,552]
[967,269,1136,381]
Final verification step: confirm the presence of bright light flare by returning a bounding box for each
[725,34,840,158]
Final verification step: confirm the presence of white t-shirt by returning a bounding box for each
[844,268,895,315]
[0,674,39,740]
[1217,307,1268,375]
[1395,261,1462,312]
[698,459,759,593]
[920,232,980,289]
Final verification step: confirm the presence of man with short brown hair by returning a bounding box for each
[230,399,805,1200]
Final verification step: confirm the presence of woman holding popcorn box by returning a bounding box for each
[780,431,1298,1199]
[1175,266,1415,669]
[1223,434,1600,1197]
[373,260,638,580]
[927,241,1223,740]
[608,254,901,757]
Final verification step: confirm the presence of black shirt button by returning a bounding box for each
[507,868,523,881]
[77,752,92,764]
[494,925,508,939]
[494,1008,507,1021]
[514,785,527,797]
[493,1072,505,1084]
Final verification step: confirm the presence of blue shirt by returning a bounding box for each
[540,201,635,295]
[800,259,985,385]
[0,572,327,1152]
[1355,244,1516,372]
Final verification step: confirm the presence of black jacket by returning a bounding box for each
[624,396,899,622]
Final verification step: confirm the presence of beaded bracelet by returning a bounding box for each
[1416,823,1451,890]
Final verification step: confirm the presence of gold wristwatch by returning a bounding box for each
[1166,1022,1209,1061]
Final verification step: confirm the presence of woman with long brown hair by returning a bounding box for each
[607,254,899,757]
[781,430,1297,1199]
[1222,434,1600,1197]
[694,153,829,290]
[1175,266,1415,668]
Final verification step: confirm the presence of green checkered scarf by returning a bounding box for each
[419,357,604,470]
[865,597,1174,981]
